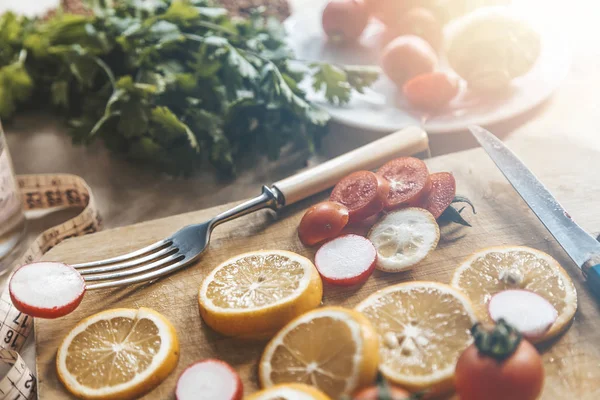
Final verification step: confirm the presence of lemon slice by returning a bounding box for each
[451,246,577,342]
[368,208,440,272]
[247,383,331,400]
[57,307,179,400]
[355,282,476,393]
[198,250,323,339]
[259,306,379,398]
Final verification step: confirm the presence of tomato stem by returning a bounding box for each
[376,371,392,400]
[472,319,522,361]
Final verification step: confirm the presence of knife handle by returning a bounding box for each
[584,256,600,296]
[273,126,429,206]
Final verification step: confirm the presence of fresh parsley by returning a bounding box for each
[0,0,379,174]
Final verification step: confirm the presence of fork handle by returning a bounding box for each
[272,126,429,206]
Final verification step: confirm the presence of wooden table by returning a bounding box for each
[2,0,600,393]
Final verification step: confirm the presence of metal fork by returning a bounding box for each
[74,127,428,289]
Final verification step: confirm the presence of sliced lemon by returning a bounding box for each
[198,250,323,339]
[451,246,577,342]
[247,383,331,400]
[355,282,476,393]
[259,306,379,398]
[368,208,440,272]
[57,307,179,400]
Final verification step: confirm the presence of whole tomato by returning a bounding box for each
[364,0,421,27]
[298,201,350,246]
[455,320,545,400]
[381,7,443,50]
[403,72,459,111]
[322,0,370,44]
[380,35,437,87]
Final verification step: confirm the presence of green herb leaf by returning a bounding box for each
[0,52,33,119]
[310,63,381,104]
[345,65,380,94]
[311,63,352,105]
[150,106,199,150]
[0,0,379,175]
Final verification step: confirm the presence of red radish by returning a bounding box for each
[9,262,86,319]
[322,0,369,44]
[380,35,437,87]
[176,359,243,400]
[315,234,377,286]
[488,290,558,339]
[417,172,457,218]
[330,170,390,222]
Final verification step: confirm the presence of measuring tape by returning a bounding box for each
[0,174,101,399]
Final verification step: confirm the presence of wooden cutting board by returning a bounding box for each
[36,136,600,399]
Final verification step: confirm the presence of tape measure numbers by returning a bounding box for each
[0,174,101,399]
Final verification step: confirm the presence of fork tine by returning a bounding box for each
[86,257,191,290]
[84,254,184,282]
[77,246,178,275]
[72,239,171,269]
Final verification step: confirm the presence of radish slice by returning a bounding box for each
[9,262,86,319]
[488,290,558,339]
[176,359,243,400]
[368,208,440,272]
[315,234,377,286]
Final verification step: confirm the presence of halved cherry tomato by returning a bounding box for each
[376,157,431,210]
[403,72,459,111]
[455,322,544,400]
[330,171,390,222]
[353,384,410,399]
[381,7,443,50]
[322,0,370,44]
[381,35,438,87]
[417,172,456,218]
[298,201,350,246]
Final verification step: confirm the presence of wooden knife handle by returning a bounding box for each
[273,126,429,206]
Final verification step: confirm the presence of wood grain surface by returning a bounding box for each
[35,136,600,399]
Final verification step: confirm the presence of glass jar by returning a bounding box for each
[0,121,26,274]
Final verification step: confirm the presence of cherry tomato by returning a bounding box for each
[403,72,459,111]
[364,0,420,27]
[322,0,369,44]
[298,202,350,246]
[376,157,431,210]
[353,385,410,399]
[382,8,443,50]
[380,35,437,87]
[330,171,390,222]
[416,172,456,218]
[455,322,545,400]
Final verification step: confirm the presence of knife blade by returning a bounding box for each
[469,125,600,293]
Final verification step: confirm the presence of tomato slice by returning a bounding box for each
[376,157,431,210]
[417,172,456,218]
[403,72,459,110]
[298,201,350,246]
[330,171,390,222]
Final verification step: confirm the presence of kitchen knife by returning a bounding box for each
[469,125,600,295]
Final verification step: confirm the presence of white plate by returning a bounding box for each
[284,2,571,134]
